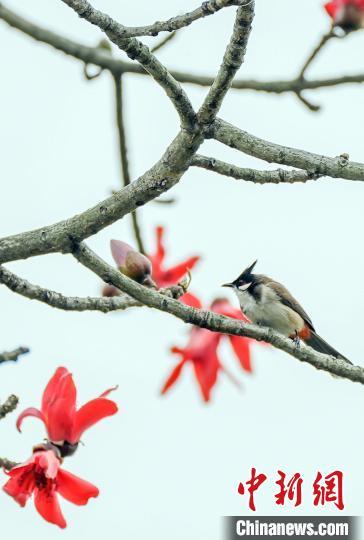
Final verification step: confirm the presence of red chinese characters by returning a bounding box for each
[275,471,303,507]
[238,469,345,511]
[313,471,344,511]
[238,468,267,512]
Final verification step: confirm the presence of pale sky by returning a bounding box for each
[1,0,364,538]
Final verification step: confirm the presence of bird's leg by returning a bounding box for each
[292,330,301,349]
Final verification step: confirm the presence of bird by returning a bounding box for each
[222,260,351,363]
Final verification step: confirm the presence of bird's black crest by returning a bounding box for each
[233,259,258,286]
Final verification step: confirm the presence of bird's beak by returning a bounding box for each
[222,282,234,288]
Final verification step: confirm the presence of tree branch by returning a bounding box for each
[191,155,321,183]
[60,0,197,130]
[298,29,337,80]
[0,457,17,470]
[0,396,19,471]
[0,265,187,313]
[60,0,242,38]
[198,0,254,124]
[151,31,177,53]
[0,395,18,420]
[0,347,29,364]
[71,242,364,384]
[113,74,145,253]
[211,118,364,181]
[0,126,203,264]
[2,4,364,95]
[0,265,141,312]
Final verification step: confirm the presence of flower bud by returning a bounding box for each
[110,239,155,286]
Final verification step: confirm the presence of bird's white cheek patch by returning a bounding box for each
[238,282,252,291]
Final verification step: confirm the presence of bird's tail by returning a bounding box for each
[305,331,352,365]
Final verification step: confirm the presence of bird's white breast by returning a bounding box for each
[235,284,304,337]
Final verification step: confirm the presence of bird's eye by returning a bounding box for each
[238,282,252,291]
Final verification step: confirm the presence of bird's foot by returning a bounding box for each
[293,331,301,350]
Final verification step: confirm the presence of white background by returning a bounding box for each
[0,0,363,537]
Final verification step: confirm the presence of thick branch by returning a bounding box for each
[0,128,203,264]
[198,0,254,123]
[0,265,186,313]
[60,0,241,38]
[0,265,141,312]
[72,242,364,384]
[211,118,364,181]
[2,5,364,95]
[192,155,321,184]
[0,347,29,364]
[60,0,196,130]
[0,395,18,420]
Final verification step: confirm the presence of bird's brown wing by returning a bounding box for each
[261,276,315,331]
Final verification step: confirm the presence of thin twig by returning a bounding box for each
[2,5,364,96]
[151,31,177,53]
[60,0,197,130]
[192,155,322,184]
[0,395,19,420]
[113,74,145,253]
[0,457,17,470]
[0,347,29,364]
[298,29,337,80]
[295,92,321,112]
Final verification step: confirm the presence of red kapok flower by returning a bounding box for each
[161,297,257,402]
[16,367,118,455]
[149,226,200,288]
[104,227,201,305]
[3,448,99,529]
[324,0,364,30]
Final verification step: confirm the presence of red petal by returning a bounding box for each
[154,226,165,266]
[34,489,67,529]
[46,371,77,442]
[57,469,99,505]
[193,353,220,402]
[180,292,202,309]
[229,335,252,373]
[41,367,69,414]
[70,398,118,443]
[160,359,186,395]
[16,407,46,433]
[3,467,35,507]
[324,1,337,17]
[160,256,200,286]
